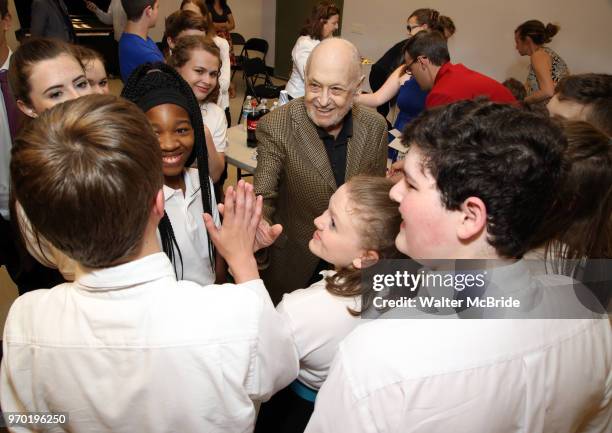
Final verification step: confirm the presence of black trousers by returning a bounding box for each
[254,385,314,433]
[0,215,64,295]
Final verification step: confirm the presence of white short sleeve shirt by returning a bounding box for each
[200,101,228,153]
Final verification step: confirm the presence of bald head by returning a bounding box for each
[303,38,364,135]
[306,37,362,84]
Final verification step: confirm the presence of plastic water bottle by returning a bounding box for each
[241,96,253,130]
[258,99,269,116]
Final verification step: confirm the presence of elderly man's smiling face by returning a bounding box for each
[304,39,362,136]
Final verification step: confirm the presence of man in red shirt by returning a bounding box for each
[405,31,516,108]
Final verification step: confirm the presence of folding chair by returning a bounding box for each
[233,37,270,81]
[230,32,246,80]
[238,57,283,122]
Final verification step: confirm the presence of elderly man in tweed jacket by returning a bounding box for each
[254,38,388,304]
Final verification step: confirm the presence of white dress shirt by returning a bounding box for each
[0,86,10,220]
[0,49,11,219]
[1,252,299,433]
[92,0,127,41]
[277,271,364,390]
[306,260,611,433]
[162,168,219,285]
[213,36,231,111]
[285,35,320,98]
[201,101,228,153]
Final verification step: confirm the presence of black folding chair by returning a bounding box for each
[244,38,269,62]
[239,57,283,122]
[233,37,270,81]
[230,32,246,80]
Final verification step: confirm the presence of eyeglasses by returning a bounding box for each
[405,56,420,72]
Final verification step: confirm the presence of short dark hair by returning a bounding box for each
[11,95,163,268]
[515,20,559,45]
[301,1,340,40]
[555,73,612,137]
[402,99,567,258]
[121,0,157,21]
[502,78,527,101]
[403,30,450,66]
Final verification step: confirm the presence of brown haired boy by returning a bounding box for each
[1,94,297,432]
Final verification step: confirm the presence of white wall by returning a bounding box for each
[224,0,276,62]
[342,0,612,82]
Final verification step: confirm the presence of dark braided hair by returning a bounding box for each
[121,62,216,276]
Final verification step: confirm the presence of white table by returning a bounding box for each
[226,125,257,180]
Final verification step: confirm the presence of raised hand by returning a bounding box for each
[203,180,262,283]
[386,159,405,183]
[217,203,283,252]
[84,1,97,13]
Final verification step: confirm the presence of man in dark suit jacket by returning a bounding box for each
[30,0,75,42]
[254,38,388,304]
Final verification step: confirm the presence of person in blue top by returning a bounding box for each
[357,8,455,132]
[119,0,163,82]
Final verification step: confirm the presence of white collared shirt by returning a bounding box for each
[306,260,612,432]
[212,36,231,110]
[161,168,219,285]
[277,271,364,390]
[0,87,10,220]
[1,253,299,432]
[0,49,12,219]
[285,36,320,98]
[201,101,229,153]
[0,48,10,71]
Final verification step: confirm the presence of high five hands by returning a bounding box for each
[216,204,283,253]
[203,180,282,283]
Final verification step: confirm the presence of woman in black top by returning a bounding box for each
[205,0,236,64]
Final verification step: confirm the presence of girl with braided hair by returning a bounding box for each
[121,62,219,285]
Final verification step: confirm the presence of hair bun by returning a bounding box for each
[544,23,560,41]
[430,10,440,23]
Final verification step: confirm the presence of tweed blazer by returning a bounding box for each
[254,98,387,303]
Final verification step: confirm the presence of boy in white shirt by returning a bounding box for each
[306,99,611,432]
[1,94,298,433]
